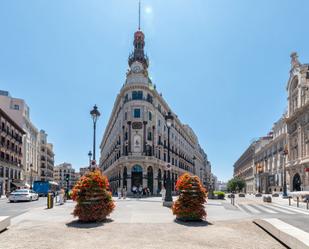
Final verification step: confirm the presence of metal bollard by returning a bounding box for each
[47,193,54,209]
[307,199,308,210]
[289,196,291,206]
[297,197,299,208]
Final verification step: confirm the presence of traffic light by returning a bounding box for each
[65,174,70,182]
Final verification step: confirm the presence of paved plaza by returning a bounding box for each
[0,197,286,249]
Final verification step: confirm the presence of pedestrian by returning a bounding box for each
[160,186,166,201]
[59,188,65,205]
[117,187,122,199]
[138,185,143,198]
[122,186,127,199]
[132,185,137,198]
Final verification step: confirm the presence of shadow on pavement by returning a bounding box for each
[174,219,212,227]
[66,218,113,229]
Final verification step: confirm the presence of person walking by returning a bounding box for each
[59,188,65,205]
[117,187,122,199]
[132,185,137,198]
[138,185,143,198]
[160,186,166,201]
[122,186,127,199]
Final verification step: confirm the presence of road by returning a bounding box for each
[0,197,47,218]
[229,194,309,233]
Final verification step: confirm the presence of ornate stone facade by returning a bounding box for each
[254,118,287,194]
[0,108,25,196]
[99,28,211,195]
[286,53,309,191]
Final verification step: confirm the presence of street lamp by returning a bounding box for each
[30,163,33,189]
[88,151,92,168]
[90,105,100,163]
[163,111,174,207]
[282,145,288,198]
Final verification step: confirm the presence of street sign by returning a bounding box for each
[305,168,309,172]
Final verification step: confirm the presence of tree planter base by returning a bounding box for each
[176,217,203,222]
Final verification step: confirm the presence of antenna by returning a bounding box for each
[138,0,141,30]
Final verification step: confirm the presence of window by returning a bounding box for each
[158,119,161,127]
[124,112,127,120]
[133,109,141,118]
[148,132,152,140]
[13,104,19,110]
[147,94,153,103]
[149,111,152,121]
[132,91,143,100]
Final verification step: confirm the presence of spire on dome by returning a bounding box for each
[138,0,141,30]
[128,1,149,69]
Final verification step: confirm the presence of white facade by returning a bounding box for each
[99,29,211,195]
[286,52,309,191]
[38,130,54,182]
[54,163,77,190]
[0,91,40,186]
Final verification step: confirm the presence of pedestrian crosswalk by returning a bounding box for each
[237,203,309,216]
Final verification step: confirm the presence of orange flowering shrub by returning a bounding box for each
[72,169,115,222]
[172,173,207,221]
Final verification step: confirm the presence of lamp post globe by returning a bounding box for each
[163,111,174,207]
[90,105,100,163]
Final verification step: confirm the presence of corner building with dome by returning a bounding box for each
[99,28,212,195]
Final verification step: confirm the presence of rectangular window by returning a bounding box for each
[132,91,143,100]
[124,112,127,120]
[133,108,141,118]
[158,119,161,127]
[149,111,152,121]
[13,105,19,110]
[147,132,152,141]
[147,94,153,103]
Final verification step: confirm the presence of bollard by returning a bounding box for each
[47,193,54,209]
[289,196,291,206]
[297,197,299,208]
[307,199,308,210]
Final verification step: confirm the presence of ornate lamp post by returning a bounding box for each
[29,163,33,189]
[90,105,100,164]
[282,145,288,198]
[88,151,92,168]
[163,111,174,207]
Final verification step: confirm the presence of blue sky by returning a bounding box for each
[0,1,308,182]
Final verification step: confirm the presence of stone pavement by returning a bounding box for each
[0,197,286,249]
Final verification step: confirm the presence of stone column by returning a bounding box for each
[127,165,132,194]
[127,121,132,153]
[153,167,158,195]
[152,125,155,156]
[122,126,125,156]
[143,121,147,155]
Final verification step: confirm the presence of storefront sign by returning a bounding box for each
[305,168,309,172]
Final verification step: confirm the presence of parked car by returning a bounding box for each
[238,193,246,197]
[272,193,279,197]
[9,189,39,202]
[255,193,262,197]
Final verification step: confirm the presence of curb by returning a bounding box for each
[254,218,309,249]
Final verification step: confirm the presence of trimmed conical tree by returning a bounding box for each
[172,173,207,221]
[72,169,115,222]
